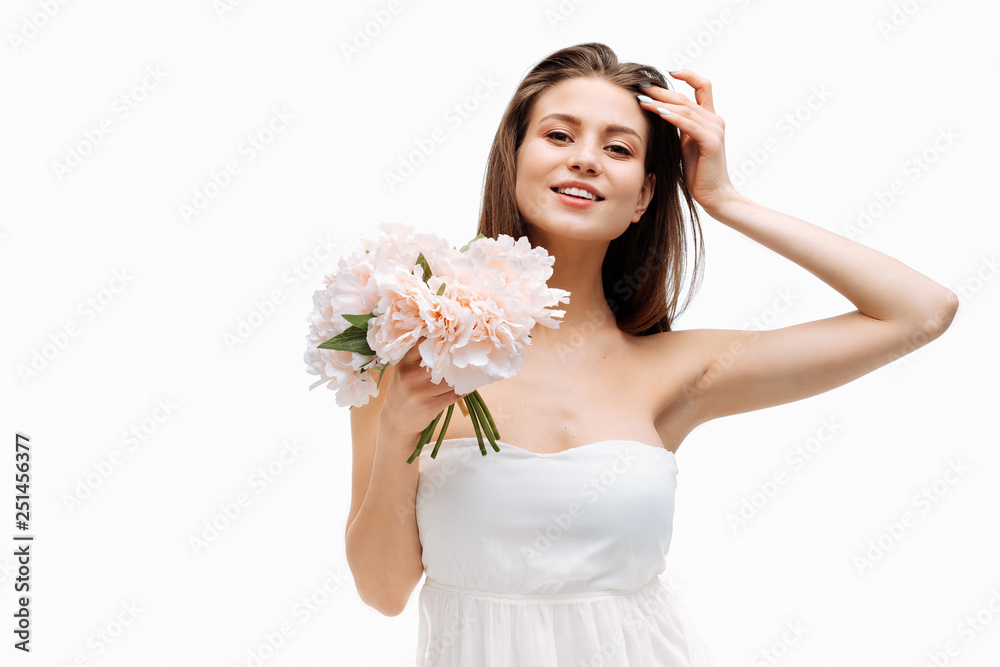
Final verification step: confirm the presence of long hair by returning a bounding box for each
[477,42,704,335]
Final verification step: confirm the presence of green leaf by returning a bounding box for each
[459,233,485,253]
[376,364,388,389]
[435,282,446,296]
[415,252,432,283]
[342,312,375,329]
[318,326,375,355]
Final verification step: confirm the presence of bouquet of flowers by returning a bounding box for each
[303,222,570,463]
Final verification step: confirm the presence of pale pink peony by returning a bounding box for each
[462,235,570,330]
[401,238,570,395]
[368,260,437,366]
[303,257,381,408]
[305,224,570,407]
[304,222,449,407]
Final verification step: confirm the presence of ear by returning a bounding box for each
[632,172,655,223]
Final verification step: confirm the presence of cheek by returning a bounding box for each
[621,169,647,199]
[517,143,537,174]
[514,146,539,196]
[514,170,549,223]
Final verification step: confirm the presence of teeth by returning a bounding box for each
[555,186,597,201]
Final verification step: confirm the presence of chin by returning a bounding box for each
[524,216,613,242]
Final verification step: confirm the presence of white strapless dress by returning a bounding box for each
[414,437,716,666]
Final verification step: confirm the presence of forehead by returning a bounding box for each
[528,77,647,136]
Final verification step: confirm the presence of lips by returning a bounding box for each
[550,180,604,201]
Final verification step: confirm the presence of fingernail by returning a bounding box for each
[637,94,654,104]
[639,82,651,88]
[668,69,681,75]
[657,107,670,116]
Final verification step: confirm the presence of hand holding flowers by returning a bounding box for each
[304,223,570,463]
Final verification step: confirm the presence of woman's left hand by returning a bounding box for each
[637,69,741,213]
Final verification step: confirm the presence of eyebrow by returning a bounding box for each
[537,112,642,143]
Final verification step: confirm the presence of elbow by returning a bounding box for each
[376,599,407,617]
[927,289,960,338]
[346,546,411,617]
[355,580,408,617]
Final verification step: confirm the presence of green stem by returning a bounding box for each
[430,403,455,459]
[469,392,500,453]
[465,396,486,456]
[407,409,443,464]
[474,389,500,439]
[423,410,444,447]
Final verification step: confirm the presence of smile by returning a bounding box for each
[551,188,601,209]
[550,186,603,201]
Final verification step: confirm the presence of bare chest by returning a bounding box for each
[438,335,679,454]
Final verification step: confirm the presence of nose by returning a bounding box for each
[567,140,601,175]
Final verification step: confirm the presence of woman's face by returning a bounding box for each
[515,76,655,244]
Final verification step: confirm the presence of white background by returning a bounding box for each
[2,0,998,665]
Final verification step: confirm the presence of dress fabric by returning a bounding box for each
[414,437,715,666]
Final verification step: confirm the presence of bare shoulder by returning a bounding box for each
[628,327,710,400]
[346,365,394,541]
[627,328,714,449]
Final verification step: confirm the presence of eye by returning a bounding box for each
[545,131,634,157]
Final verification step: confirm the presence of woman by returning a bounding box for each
[345,43,958,665]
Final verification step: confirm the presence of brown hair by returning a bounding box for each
[477,42,704,336]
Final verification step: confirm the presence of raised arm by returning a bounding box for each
[637,69,957,426]
[677,194,958,424]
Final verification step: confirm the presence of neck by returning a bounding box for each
[524,231,620,350]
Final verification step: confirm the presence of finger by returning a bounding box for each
[400,336,427,365]
[400,346,419,365]
[652,103,721,149]
[444,388,465,402]
[637,87,714,123]
[666,69,716,114]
